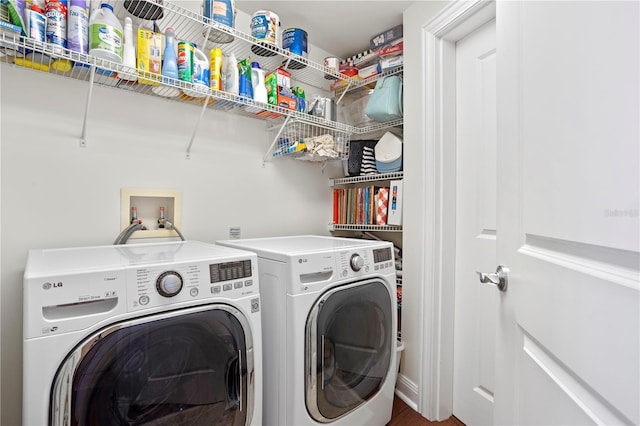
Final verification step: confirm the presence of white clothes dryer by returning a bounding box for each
[217,235,397,426]
[23,241,262,426]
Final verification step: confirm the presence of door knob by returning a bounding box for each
[476,265,509,292]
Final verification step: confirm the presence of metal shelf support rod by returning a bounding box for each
[335,79,353,105]
[79,65,96,147]
[185,94,213,159]
[202,25,212,50]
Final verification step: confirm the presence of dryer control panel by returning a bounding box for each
[23,241,259,338]
[289,246,395,295]
[127,257,257,312]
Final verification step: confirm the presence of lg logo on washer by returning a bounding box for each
[298,258,308,264]
[42,282,63,290]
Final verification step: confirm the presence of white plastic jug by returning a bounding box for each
[251,67,267,104]
[222,53,239,95]
[184,46,210,98]
[88,3,123,63]
[193,47,210,88]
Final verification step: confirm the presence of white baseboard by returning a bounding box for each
[394,373,419,411]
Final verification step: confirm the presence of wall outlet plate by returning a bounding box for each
[120,188,182,240]
[229,227,241,240]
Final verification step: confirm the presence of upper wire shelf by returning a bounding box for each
[333,65,404,99]
[0,0,349,109]
[113,0,349,90]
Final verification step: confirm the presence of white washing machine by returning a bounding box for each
[217,235,397,426]
[23,240,262,426]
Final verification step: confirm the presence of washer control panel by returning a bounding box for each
[128,257,256,311]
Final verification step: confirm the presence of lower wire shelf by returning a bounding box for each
[329,224,403,232]
[269,117,351,162]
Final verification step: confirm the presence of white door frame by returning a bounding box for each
[418,0,497,420]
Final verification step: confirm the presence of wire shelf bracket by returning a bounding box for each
[79,65,96,147]
[263,115,293,165]
[185,93,213,159]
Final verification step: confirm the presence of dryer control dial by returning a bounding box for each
[350,254,365,272]
[156,271,184,297]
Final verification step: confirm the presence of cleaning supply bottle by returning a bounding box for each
[222,52,239,95]
[67,0,88,54]
[209,47,222,90]
[251,61,267,104]
[24,0,49,64]
[25,0,46,42]
[237,57,252,99]
[88,3,123,63]
[45,0,67,54]
[161,27,178,80]
[189,45,210,96]
[152,27,180,97]
[118,16,137,82]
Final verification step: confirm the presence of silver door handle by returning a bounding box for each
[476,265,509,292]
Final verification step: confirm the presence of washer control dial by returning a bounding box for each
[156,271,184,297]
[350,254,365,272]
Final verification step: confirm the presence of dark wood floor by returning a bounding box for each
[387,396,465,426]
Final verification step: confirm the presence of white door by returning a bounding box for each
[494,2,639,425]
[453,19,497,426]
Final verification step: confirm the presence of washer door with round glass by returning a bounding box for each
[306,279,393,422]
[50,304,255,426]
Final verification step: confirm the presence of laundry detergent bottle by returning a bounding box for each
[251,61,267,104]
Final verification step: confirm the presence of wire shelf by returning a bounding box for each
[355,118,404,133]
[333,65,404,98]
[271,118,350,161]
[0,0,348,90]
[0,0,402,157]
[111,0,349,90]
[329,224,403,232]
[330,172,403,186]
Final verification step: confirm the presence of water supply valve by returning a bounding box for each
[158,207,165,228]
[130,207,138,224]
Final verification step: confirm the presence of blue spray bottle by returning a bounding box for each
[152,26,180,97]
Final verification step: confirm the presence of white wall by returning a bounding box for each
[0,62,339,424]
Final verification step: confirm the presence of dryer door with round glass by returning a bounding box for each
[50,304,255,426]
[305,279,393,422]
